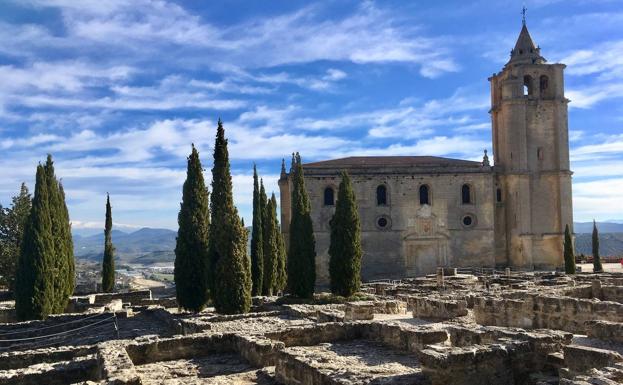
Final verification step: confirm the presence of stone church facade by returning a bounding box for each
[279,23,573,285]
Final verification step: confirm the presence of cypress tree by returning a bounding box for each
[563,224,575,274]
[592,220,603,273]
[174,145,211,312]
[258,181,270,294]
[208,119,252,314]
[44,156,74,313]
[0,183,31,293]
[329,171,363,297]
[58,183,75,305]
[262,194,277,295]
[15,165,54,320]
[274,204,288,295]
[102,194,115,292]
[287,153,316,298]
[250,165,264,296]
[264,193,287,295]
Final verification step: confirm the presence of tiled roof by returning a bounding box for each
[304,156,482,169]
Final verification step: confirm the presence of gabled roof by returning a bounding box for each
[304,156,482,169]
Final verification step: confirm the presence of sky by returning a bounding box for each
[1,0,622,232]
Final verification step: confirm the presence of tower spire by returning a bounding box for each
[507,14,545,66]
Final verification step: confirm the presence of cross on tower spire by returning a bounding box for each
[522,5,527,26]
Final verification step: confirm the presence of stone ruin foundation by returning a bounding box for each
[0,270,622,384]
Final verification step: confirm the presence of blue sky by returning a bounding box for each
[1,0,622,232]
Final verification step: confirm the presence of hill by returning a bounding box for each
[74,228,176,265]
[73,224,623,266]
[574,232,623,258]
[574,222,623,234]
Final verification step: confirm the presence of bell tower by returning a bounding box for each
[490,18,573,270]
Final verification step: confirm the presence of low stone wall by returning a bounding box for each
[585,320,623,343]
[179,310,284,334]
[266,322,361,347]
[474,294,623,333]
[446,325,572,353]
[316,309,344,323]
[410,297,467,320]
[344,301,374,321]
[0,345,95,370]
[360,323,448,353]
[93,290,152,305]
[563,345,623,374]
[419,340,531,385]
[565,282,623,303]
[136,296,177,308]
[560,362,623,384]
[0,312,116,337]
[0,355,98,385]
[97,340,141,385]
[266,321,447,353]
[372,299,407,314]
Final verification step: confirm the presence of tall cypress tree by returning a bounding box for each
[250,165,264,296]
[592,220,603,273]
[563,224,575,274]
[44,156,74,313]
[15,165,54,320]
[264,193,287,295]
[15,156,73,319]
[262,194,277,296]
[287,153,316,298]
[102,194,115,292]
[208,120,252,314]
[329,171,362,297]
[57,183,74,308]
[0,183,31,293]
[274,193,288,295]
[174,145,211,312]
[40,157,72,312]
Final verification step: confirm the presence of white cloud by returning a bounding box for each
[8,1,458,76]
[573,178,623,221]
[571,134,623,161]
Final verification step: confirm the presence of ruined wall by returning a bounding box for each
[474,294,623,333]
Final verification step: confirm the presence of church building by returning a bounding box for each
[278,22,574,284]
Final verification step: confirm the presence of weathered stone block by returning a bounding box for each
[585,320,623,343]
[411,297,467,320]
[344,301,375,321]
[563,345,623,373]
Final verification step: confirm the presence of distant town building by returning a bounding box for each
[279,22,573,284]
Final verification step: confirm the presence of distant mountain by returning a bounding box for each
[73,224,623,266]
[74,227,176,265]
[574,222,623,234]
[575,233,623,258]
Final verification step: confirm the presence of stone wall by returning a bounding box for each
[409,296,468,320]
[93,290,152,305]
[474,294,623,333]
[585,320,623,343]
[280,164,496,285]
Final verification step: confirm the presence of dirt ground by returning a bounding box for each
[578,262,623,273]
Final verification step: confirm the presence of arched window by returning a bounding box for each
[523,75,533,96]
[461,184,472,204]
[419,185,430,205]
[376,185,387,206]
[324,187,334,206]
[539,75,548,95]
